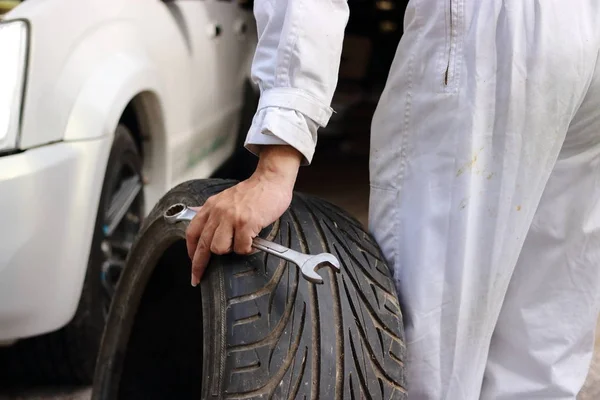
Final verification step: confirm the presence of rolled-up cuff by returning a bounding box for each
[244,106,318,165]
[257,88,333,127]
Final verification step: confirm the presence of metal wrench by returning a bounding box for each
[163,203,341,284]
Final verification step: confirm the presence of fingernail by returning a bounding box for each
[191,276,197,287]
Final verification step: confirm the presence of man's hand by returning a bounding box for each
[186,145,303,286]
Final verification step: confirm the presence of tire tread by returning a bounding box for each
[188,181,407,399]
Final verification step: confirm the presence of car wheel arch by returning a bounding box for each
[116,90,168,215]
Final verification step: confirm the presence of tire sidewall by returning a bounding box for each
[93,181,228,400]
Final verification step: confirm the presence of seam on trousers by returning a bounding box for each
[440,0,464,93]
[394,0,422,303]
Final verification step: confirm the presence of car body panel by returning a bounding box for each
[0,138,111,340]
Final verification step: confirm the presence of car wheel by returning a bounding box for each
[92,179,407,400]
[0,124,144,385]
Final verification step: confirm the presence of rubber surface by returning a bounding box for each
[93,179,407,399]
[0,125,142,385]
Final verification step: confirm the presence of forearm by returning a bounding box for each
[253,145,303,190]
[245,0,350,165]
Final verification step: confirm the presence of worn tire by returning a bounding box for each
[93,179,407,399]
[0,125,143,385]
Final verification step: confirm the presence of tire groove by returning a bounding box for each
[302,200,345,400]
[264,252,270,276]
[323,222,397,302]
[342,275,406,393]
[287,347,308,400]
[375,260,391,278]
[290,210,321,400]
[300,197,330,251]
[308,283,321,400]
[232,312,261,326]
[275,336,296,400]
[376,327,385,358]
[349,329,374,400]
[283,326,298,398]
[353,311,407,393]
[233,267,258,278]
[231,361,261,374]
[289,208,320,400]
[388,350,405,367]
[267,254,287,324]
[353,277,371,383]
[224,304,307,399]
[330,245,345,400]
[269,296,295,375]
[342,276,373,395]
[384,302,402,320]
[370,283,381,310]
[228,267,299,353]
[282,286,297,375]
[342,257,403,344]
[361,249,390,278]
[227,258,287,307]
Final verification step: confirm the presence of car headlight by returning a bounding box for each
[0,20,28,153]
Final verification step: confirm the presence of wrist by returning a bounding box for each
[253,145,302,189]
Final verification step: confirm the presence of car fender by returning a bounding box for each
[63,54,164,142]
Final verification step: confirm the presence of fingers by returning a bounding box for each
[211,223,234,255]
[185,206,208,260]
[233,226,254,255]
[191,217,218,287]
[185,186,265,286]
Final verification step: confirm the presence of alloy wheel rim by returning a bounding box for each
[99,159,143,319]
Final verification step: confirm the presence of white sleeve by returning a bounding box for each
[244,0,349,165]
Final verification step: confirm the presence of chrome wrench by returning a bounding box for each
[163,203,341,284]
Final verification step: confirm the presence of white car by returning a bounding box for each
[0,0,257,383]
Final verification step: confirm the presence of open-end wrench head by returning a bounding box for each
[301,253,341,284]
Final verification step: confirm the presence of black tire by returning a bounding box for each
[0,125,143,385]
[93,179,407,400]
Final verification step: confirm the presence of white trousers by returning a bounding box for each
[368,0,600,398]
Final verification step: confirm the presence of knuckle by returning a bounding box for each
[211,242,228,255]
[235,213,250,227]
[224,208,236,220]
[185,230,196,242]
[235,244,252,255]
[233,236,252,255]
